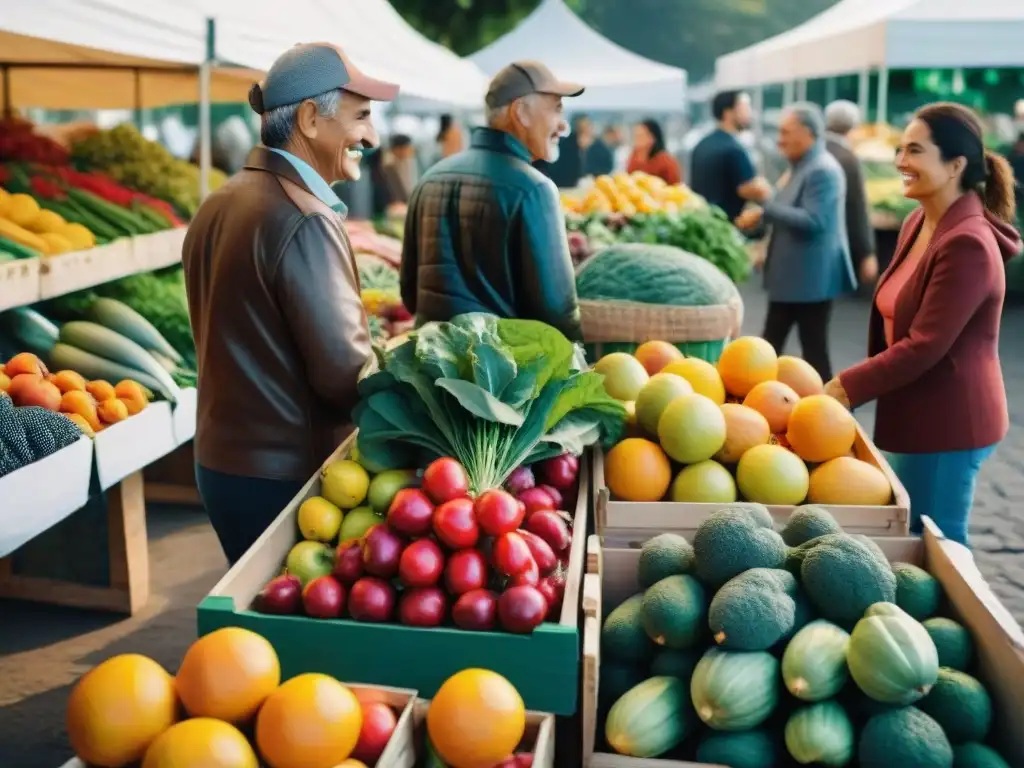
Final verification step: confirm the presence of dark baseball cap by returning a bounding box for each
[249,42,399,114]
[485,61,584,109]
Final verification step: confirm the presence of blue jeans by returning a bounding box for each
[882,444,998,547]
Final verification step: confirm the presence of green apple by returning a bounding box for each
[339,506,385,543]
[367,469,420,514]
[285,540,334,586]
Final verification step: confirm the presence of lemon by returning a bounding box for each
[662,358,727,405]
[297,496,343,542]
[320,459,370,509]
[670,461,737,503]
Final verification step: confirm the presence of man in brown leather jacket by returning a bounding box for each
[182,43,398,564]
[400,62,585,341]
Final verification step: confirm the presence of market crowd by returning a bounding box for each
[181,41,1018,565]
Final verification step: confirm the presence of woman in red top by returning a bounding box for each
[627,119,682,185]
[825,103,1021,546]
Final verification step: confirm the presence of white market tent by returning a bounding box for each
[470,0,687,113]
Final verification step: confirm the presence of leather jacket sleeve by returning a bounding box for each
[517,180,583,342]
[275,214,372,415]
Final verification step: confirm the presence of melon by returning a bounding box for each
[670,461,737,503]
[736,444,809,506]
[658,393,728,464]
[777,356,824,397]
[635,340,684,376]
[782,620,851,702]
[786,395,857,464]
[784,701,855,767]
[743,380,800,434]
[847,602,939,705]
[635,373,694,435]
[605,676,693,757]
[717,337,779,398]
[661,358,726,404]
[596,353,650,401]
[715,403,771,464]
[691,648,780,731]
[808,457,892,506]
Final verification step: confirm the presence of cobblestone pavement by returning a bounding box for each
[739,282,1024,624]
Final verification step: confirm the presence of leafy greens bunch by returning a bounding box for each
[353,314,626,494]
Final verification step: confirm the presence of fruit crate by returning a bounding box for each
[593,423,910,548]
[580,520,1024,767]
[0,255,41,312]
[197,434,591,715]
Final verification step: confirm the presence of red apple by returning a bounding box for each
[399,538,445,588]
[525,510,571,552]
[517,487,555,518]
[445,549,488,595]
[333,540,364,584]
[492,532,533,576]
[475,489,524,537]
[302,575,346,619]
[352,702,398,763]
[399,586,447,627]
[452,588,499,631]
[387,488,434,538]
[539,454,578,491]
[348,577,396,622]
[498,585,548,633]
[517,530,557,574]
[362,524,405,578]
[255,574,302,614]
[432,497,479,549]
[422,457,470,504]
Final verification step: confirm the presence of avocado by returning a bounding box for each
[799,534,897,628]
[952,743,1011,768]
[641,574,707,650]
[781,504,842,546]
[893,562,942,620]
[858,707,953,768]
[708,568,804,651]
[923,617,975,671]
[598,661,648,710]
[602,593,655,663]
[650,649,700,681]
[919,667,992,744]
[696,729,779,768]
[693,506,788,588]
[638,533,695,588]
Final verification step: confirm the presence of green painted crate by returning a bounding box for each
[197,436,591,716]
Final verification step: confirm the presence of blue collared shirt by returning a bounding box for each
[268,147,348,217]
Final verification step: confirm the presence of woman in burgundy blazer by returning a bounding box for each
[825,103,1021,546]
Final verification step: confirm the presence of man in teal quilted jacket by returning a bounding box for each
[399,61,585,341]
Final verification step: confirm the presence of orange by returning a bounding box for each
[661,357,726,404]
[715,403,771,464]
[776,355,824,397]
[141,718,258,768]
[808,456,892,506]
[604,438,672,502]
[786,394,857,464]
[427,669,525,768]
[176,627,280,723]
[333,762,368,768]
[634,340,684,376]
[66,653,178,767]
[86,379,116,402]
[716,336,779,397]
[256,673,362,768]
[743,380,800,434]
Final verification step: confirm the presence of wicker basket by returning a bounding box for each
[579,295,744,364]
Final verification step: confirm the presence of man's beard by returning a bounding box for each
[546,141,561,164]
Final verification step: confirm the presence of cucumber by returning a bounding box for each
[87,297,184,365]
[0,235,42,260]
[47,343,169,397]
[0,307,60,356]
[58,321,180,403]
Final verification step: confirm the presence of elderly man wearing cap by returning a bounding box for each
[182,43,398,565]
[400,61,585,341]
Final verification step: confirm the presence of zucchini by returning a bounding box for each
[58,321,180,403]
[0,307,60,355]
[87,297,184,366]
[47,343,168,397]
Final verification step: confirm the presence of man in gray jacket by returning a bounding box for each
[735,102,856,381]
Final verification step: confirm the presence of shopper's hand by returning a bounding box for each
[824,377,852,409]
[859,254,879,285]
[735,206,763,231]
[747,176,774,202]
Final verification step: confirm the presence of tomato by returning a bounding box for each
[398,538,445,588]
[433,497,480,549]
[492,532,533,577]
[422,457,470,504]
[475,489,524,537]
[445,549,489,595]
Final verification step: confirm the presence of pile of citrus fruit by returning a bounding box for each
[560,172,697,216]
[596,339,893,507]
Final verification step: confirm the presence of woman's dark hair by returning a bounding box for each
[639,118,667,158]
[915,102,1016,223]
[437,114,454,143]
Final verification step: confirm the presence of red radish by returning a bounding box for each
[536,484,563,509]
[256,574,302,615]
[422,457,470,504]
[348,577,396,622]
[452,588,499,631]
[538,570,567,619]
[510,556,540,587]
[398,538,445,587]
[493,755,534,768]
[517,529,557,574]
[398,586,448,627]
[332,541,364,584]
[539,454,579,491]
[362,524,405,578]
[301,575,346,619]
[517,487,555,518]
[498,586,548,633]
[387,488,435,537]
[504,465,536,496]
[432,497,479,549]
[352,702,398,763]
[525,510,572,552]
[445,549,488,595]
[492,532,534,576]
[474,489,525,537]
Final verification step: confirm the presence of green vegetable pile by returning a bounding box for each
[598,505,1011,767]
[353,313,626,493]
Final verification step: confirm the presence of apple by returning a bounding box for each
[367,468,420,515]
[445,549,488,595]
[517,487,555,518]
[517,530,557,574]
[498,586,548,633]
[524,511,571,552]
[349,577,396,622]
[387,488,434,538]
[302,575,346,619]
[492,532,533,576]
[398,586,447,627]
[339,506,385,544]
[255,574,302,614]
[362,524,405,578]
[285,540,335,586]
[398,538,445,588]
[452,589,499,631]
[474,489,525,537]
[333,540,364,584]
[352,701,398,763]
[539,454,578,491]
[432,497,479,549]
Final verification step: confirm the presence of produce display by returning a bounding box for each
[598,506,1011,767]
[560,172,700,217]
[0,389,82,477]
[254,449,582,635]
[596,337,894,507]
[357,253,413,343]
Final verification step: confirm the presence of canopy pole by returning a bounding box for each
[876,66,889,126]
[796,79,807,102]
[857,69,870,118]
[782,81,795,106]
[199,17,215,202]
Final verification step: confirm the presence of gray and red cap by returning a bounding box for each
[485,61,585,109]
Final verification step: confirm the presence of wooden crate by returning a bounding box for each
[580,519,1024,767]
[197,434,590,714]
[594,423,909,548]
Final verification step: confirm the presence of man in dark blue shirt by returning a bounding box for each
[691,90,770,221]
